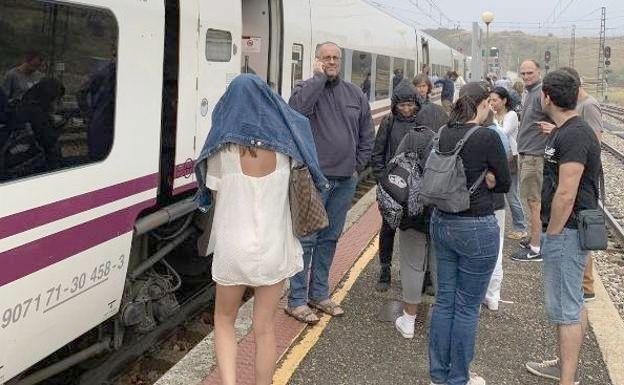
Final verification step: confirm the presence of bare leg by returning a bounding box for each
[214,284,246,385]
[528,199,542,248]
[558,307,588,385]
[253,281,285,385]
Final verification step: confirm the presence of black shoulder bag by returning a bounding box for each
[576,170,608,250]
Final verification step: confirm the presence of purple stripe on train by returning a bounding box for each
[0,174,159,240]
[0,200,155,287]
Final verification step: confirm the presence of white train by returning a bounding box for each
[0,0,465,383]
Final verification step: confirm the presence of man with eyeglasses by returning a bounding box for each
[512,59,551,262]
[287,42,374,323]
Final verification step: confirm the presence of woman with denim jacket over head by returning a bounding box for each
[194,74,328,385]
[428,82,511,385]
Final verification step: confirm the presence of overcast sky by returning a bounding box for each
[368,0,624,37]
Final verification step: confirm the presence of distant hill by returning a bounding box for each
[423,28,624,87]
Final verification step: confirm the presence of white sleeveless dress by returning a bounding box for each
[203,147,303,286]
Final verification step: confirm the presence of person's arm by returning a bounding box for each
[371,115,391,181]
[288,71,327,117]
[582,103,603,142]
[546,162,584,235]
[501,111,518,137]
[485,131,511,193]
[356,93,375,173]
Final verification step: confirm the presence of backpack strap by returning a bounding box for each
[469,169,488,194]
[431,125,445,151]
[433,125,481,155]
[454,125,481,153]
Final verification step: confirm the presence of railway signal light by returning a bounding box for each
[544,50,551,63]
[604,46,611,59]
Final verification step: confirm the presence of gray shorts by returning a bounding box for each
[542,228,588,325]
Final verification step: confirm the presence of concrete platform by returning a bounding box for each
[155,194,624,385]
[285,219,617,385]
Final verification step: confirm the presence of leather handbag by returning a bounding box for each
[289,162,329,237]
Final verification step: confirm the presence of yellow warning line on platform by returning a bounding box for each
[272,236,379,385]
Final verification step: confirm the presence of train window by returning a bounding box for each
[407,60,415,79]
[0,0,118,183]
[392,58,405,79]
[205,29,232,62]
[375,55,390,101]
[351,50,372,100]
[291,44,304,89]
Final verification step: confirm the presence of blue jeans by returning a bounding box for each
[288,175,358,307]
[428,211,499,385]
[506,172,527,232]
[542,229,588,325]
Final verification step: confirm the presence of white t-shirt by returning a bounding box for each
[495,111,519,156]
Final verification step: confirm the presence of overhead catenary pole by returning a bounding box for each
[597,7,606,99]
[569,24,576,67]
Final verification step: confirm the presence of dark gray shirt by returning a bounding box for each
[1,67,42,101]
[517,81,549,155]
[289,74,374,177]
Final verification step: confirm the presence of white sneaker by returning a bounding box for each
[483,299,499,311]
[395,314,415,339]
[468,372,486,385]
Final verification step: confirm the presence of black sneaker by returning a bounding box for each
[519,237,531,249]
[584,292,596,302]
[376,265,391,292]
[511,248,543,262]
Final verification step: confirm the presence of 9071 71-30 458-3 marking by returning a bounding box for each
[1,254,126,330]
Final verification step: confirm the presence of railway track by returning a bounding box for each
[602,104,624,124]
[600,105,624,246]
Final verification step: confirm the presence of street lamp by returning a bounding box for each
[482,11,494,80]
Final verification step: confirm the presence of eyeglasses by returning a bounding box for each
[319,56,341,63]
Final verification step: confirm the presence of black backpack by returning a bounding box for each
[376,126,430,228]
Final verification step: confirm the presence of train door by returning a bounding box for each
[241,0,283,92]
[170,0,201,196]
[0,0,164,381]
[281,0,312,99]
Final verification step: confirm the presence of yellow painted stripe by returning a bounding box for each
[272,236,379,385]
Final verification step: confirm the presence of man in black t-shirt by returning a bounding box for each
[525,70,601,385]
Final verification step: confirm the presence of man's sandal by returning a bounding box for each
[308,299,344,317]
[285,306,320,325]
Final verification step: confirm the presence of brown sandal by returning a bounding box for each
[308,300,344,317]
[285,306,320,325]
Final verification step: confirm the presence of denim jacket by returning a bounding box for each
[194,74,329,211]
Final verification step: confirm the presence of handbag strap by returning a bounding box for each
[599,168,606,205]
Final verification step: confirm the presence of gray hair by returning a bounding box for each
[315,41,341,58]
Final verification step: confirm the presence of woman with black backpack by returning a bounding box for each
[425,82,510,385]
[371,80,423,292]
[371,80,437,339]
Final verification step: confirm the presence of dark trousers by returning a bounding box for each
[379,219,396,266]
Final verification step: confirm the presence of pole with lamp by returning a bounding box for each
[481,11,494,81]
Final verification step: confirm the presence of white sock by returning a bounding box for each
[530,245,540,254]
[402,309,416,323]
